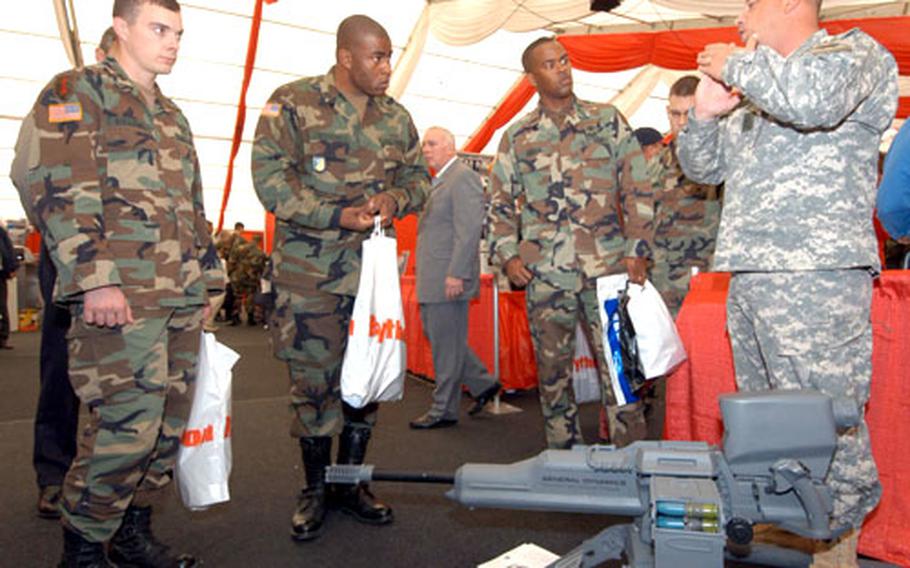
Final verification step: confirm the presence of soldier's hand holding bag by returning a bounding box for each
[340,217,406,408]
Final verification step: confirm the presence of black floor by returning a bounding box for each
[0,327,895,567]
[0,326,616,568]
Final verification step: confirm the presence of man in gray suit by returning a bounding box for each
[410,127,501,429]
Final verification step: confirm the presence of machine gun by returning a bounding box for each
[326,390,859,567]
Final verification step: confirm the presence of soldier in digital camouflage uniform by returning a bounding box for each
[677,0,897,564]
[11,1,222,566]
[489,37,654,450]
[251,15,429,542]
[649,75,721,318]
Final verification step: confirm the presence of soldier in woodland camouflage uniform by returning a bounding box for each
[488,37,654,450]
[677,0,897,564]
[252,15,429,542]
[229,236,266,325]
[649,75,721,317]
[11,1,222,566]
[214,228,241,324]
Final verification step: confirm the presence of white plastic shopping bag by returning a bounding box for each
[340,217,406,408]
[176,331,239,511]
[626,280,687,379]
[572,323,600,404]
[596,275,687,406]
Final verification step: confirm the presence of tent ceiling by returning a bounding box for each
[0,1,906,229]
[429,0,909,38]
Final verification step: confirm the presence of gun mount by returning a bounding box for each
[327,390,856,567]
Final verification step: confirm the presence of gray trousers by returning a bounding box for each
[420,301,496,420]
[727,269,881,529]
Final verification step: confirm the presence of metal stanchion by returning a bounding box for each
[486,276,521,416]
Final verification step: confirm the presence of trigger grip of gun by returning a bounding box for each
[769,458,843,541]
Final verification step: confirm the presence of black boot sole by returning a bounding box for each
[290,523,326,542]
[334,505,394,525]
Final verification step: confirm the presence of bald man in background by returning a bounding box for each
[410,127,500,430]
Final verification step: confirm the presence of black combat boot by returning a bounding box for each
[58,527,115,568]
[108,505,197,567]
[327,425,393,525]
[291,436,332,541]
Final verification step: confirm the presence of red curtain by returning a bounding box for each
[462,75,535,153]
[216,0,274,233]
[464,16,910,152]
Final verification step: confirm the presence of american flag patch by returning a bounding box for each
[48,103,83,123]
[261,102,282,117]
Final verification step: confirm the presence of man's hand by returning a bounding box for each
[693,75,742,121]
[621,257,648,286]
[83,285,133,328]
[693,35,758,120]
[696,43,737,81]
[202,303,212,323]
[504,256,533,288]
[368,192,398,227]
[696,35,758,81]
[444,276,464,300]
[339,203,374,232]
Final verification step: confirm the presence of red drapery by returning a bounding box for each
[216,0,277,233]
[464,16,910,152]
[899,97,910,121]
[462,75,535,153]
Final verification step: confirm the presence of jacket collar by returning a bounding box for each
[101,57,177,115]
[318,66,395,114]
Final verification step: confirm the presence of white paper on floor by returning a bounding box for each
[478,542,560,568]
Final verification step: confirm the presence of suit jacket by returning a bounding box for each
[416,159,484,304]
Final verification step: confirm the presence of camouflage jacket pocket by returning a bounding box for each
[103,186,163,233]
[515,152,551,203]
[578,155,616,194]
[102,125,159,191]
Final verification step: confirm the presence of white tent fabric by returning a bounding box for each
[388,4,430,100]
[0,1,906,229]
[429,0,595,45]
[428,0,905,40]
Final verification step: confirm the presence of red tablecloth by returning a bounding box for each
[665,271,910,566]
[401,275,538,390]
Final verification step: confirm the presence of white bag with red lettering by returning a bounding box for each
[572,323,601,405]
[176,331,239,511]
[340,218,406,408]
